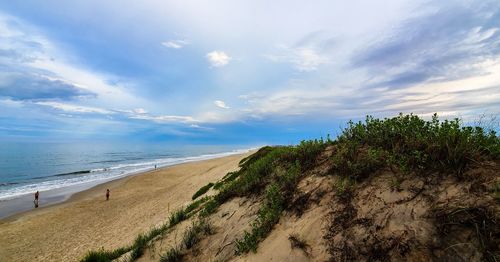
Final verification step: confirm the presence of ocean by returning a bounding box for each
[0,142,254,202]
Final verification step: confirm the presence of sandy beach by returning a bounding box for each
[0,152,252,262]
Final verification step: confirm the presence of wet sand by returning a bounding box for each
[0,151,252,261]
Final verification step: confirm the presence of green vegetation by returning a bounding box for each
[334,177,354,195]
[182,219,215,249]
[185,196,210,214]
[168,209,187,227]
[235,183,284,253]
[130,233,148,260]
[158,219,214,261]
[199,140,326,220]
[213,171,240,190]
[169,196,210,227]
[233,162,304,254]
[192,182,214,200]
[159,246,182,262]
[334,114,499,177]
[81,247,130,262]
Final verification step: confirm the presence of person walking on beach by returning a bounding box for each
[106,189,110,201]
[34,191,39,208]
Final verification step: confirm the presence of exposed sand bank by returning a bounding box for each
[0,152,252,261]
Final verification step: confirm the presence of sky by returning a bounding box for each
[0,0,499,145]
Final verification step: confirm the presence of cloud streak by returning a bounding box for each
[162,39,189,49]
[353,1,500,89]
[36,101,114,114]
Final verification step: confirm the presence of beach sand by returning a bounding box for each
[0,152,252,262]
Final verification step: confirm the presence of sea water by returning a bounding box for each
[0,142,254,201]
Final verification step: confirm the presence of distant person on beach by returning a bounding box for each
[34,191,39,208]
[106,189,110,201]
[155,164,157,170]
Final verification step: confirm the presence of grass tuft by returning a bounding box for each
[168,209,187,227]
[192,182,214,200]
[159,246,183,262]
[130,234,148,260]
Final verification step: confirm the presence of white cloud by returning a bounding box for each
[265,46,329,72]
[206,51,231,67]
[214,100,230,109]
[115,107,198,124]
[36,101,114,114]
[161,39,189,49]
[130,114,197,123]
[133,108,148,114]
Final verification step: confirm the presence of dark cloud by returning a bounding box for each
[0,73,96,101]
[353,1,500,89]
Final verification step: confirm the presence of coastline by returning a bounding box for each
[0,148,254,220]
[0,151,253,261]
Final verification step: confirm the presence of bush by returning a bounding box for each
[330,145,386,179]
[295,139,327,169]
[213,171,240,190]
[335,114,499,176]
[192,183,214,200]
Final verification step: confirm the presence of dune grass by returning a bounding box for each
[192,182,214,200]
[159,246,182,262]
[81,247,130,262]
[182,219,215,249]
[158,219,215,261]
[235,163,301,254]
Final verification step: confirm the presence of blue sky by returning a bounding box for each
[0,0,499,144]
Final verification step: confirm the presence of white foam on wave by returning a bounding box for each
[0,148,254,201]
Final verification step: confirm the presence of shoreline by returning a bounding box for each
[0,151,253,261]
[0,148,254,220]
[1,168,141,222]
